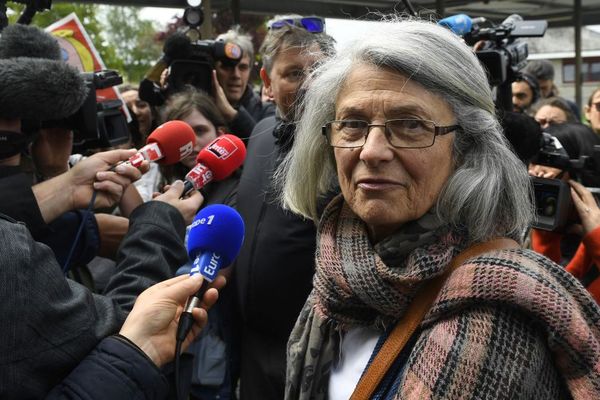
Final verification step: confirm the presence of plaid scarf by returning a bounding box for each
[286,196,600,399]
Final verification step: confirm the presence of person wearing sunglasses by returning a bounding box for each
[232,15,335,400]
[585,87,600,135]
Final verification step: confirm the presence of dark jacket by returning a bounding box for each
[0,201,188,399]
[0,170,100,269]
[46,335,168,399]
[233,116,317,399]
[228,86,275,140]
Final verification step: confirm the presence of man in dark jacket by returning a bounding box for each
[232,16,335,399]
[0,180,202,399]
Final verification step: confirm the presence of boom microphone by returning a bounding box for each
[183,134,246,194]
[176,204,245,340]
[124,120,196,168]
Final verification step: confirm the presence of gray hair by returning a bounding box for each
[278,18,534,245]
[260,15,335,74]
[217,26,254,63]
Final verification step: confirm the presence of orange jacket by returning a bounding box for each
[532,228,600,304]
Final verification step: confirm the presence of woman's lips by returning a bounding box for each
[356,178,404,191]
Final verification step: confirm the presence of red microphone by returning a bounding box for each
[183,134,246,194]
[125,120,196,168]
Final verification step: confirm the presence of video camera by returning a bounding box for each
[439,14,547,111]
[167,38,242,97]
[41,70,130,153]
[530,134,600,231]
[139,0,242,106]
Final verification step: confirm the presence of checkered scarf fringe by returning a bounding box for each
[286,196,600,399]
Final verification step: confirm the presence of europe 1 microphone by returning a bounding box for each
[176,204,245,341]
[182,134,246,195]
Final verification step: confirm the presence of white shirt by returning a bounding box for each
[328,325,381,400]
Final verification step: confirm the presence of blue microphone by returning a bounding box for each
[187,204,245,282]
[177,204,244,341]
[438,14,473,36]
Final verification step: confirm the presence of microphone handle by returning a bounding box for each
[181,180,196,198]
[177,279,209,342]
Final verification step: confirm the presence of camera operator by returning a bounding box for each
[0,23,142,271]
[213,27,275,138]
[512,72,541,114]
[529,122,600,303]
[532,96,579,130]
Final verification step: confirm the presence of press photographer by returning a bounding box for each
[139,0,274,139]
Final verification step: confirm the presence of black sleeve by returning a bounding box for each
[45,335,168,400]
[102,201,188,311]
[0,173,50,238]
[228,106,256,141]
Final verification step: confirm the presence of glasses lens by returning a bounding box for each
[387,119,435,148]
[269,19,291,30]
[301,17,324,33]
[329,120,367,147]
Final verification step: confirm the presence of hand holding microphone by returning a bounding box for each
[176,204,245,341]
[183,134,247,196]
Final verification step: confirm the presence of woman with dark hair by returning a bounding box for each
[160,87,228,188]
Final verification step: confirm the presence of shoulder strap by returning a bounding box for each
[349,238,520,400]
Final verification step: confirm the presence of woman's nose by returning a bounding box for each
[359,126,394,164]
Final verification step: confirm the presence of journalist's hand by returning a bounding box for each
[211,69,238,122]
[153,180,203,225]
[68,149,149,210]
[569,180,600,235]
[119,274,225,367]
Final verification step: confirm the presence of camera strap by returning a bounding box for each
[0,130,31,159]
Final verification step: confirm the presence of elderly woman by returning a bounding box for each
[279,19,600,399]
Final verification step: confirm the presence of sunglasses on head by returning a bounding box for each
[267,16,325,33]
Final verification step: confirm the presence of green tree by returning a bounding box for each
[103,6,162,83]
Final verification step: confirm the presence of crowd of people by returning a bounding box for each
[1,9,600,400]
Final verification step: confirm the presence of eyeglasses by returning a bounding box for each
[267,16,325,33]
[322,119,460,149]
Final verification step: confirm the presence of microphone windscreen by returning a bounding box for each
[0,24,61,60]
[197,134,246,181]
[0,58,88,120]
[187,204,245,266]
[163,32,192,62]
[146,120,197,165]
[438,14,473,36]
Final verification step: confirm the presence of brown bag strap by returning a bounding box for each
[349,238,520,400]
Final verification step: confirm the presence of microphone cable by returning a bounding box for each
[62,190,97,274]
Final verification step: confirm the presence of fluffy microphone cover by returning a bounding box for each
[0,58,88,120]
[0,24,62,60]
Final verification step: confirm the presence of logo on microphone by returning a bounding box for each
[207,136,239,160]
[180,141,194,158]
